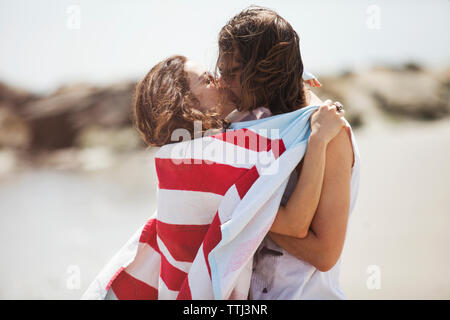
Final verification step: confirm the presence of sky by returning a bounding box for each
[1,0,449,93]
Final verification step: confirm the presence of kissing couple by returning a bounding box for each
[84,5,360,300]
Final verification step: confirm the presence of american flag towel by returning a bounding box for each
[82,105,319,300]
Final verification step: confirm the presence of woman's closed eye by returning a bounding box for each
[202,71,216,85]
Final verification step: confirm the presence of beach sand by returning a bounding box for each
[0,117,449,299]
[340,117,450,299]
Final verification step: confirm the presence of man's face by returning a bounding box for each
[217,54,242,107]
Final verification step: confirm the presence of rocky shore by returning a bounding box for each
[1,63,449,175]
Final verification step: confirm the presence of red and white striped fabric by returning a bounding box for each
[82,106,319,300]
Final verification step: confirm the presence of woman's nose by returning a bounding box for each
[207,80,217,89]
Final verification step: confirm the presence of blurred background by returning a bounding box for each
[0,0,449,299]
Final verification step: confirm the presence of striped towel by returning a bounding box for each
[82,105,319,300]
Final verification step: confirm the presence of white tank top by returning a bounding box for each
[249,117,361,300]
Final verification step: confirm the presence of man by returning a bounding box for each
[216,6,359,299]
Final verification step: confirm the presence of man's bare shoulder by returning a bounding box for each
[327,125,354,169]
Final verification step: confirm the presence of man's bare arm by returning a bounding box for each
[269,126,354,272]
[270,100,346,238]
[269,134,327,238]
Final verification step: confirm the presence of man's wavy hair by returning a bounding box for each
[217,6,307,115]
[133,55,227,147]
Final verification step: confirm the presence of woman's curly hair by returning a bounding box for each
[217,6,307,115]
[133,55,228,147]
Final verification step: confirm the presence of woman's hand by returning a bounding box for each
[310,100,346,145]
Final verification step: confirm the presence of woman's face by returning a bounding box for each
[184,60,235,116]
